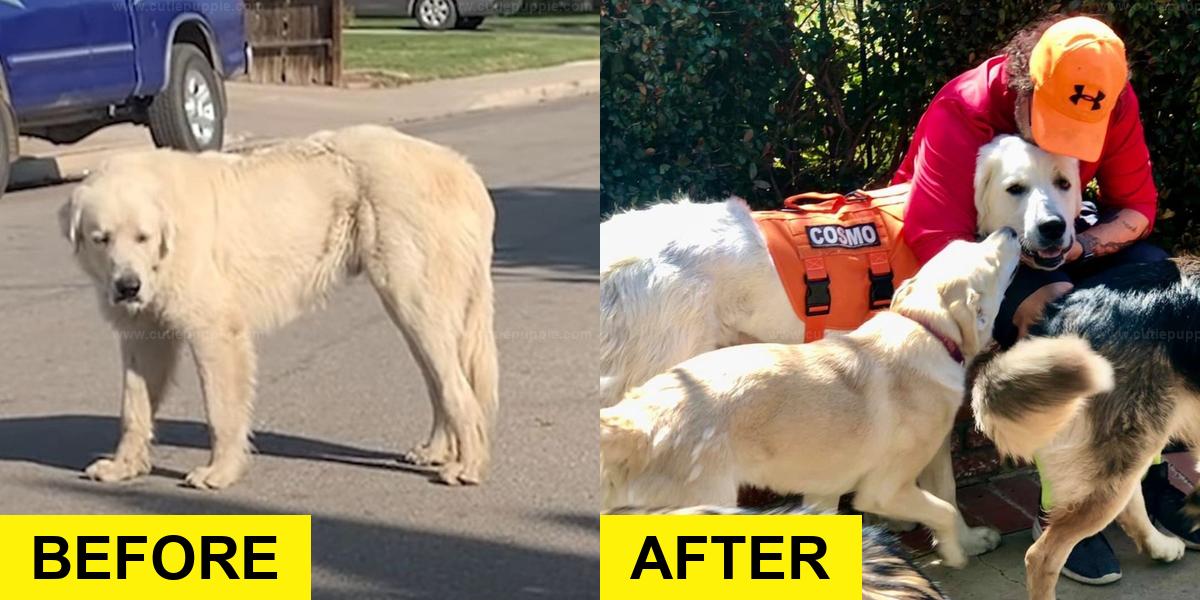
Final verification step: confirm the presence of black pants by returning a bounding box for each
[993,239,1169,349]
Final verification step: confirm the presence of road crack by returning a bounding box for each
[975,552,1024,587]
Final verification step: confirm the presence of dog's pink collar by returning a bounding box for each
[910,317,965,364]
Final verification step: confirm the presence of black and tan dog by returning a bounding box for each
[971,257,1200,600]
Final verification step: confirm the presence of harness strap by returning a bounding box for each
[867,251,894,310]
[803,257,830,342]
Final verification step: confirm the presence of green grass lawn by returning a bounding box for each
[342,15,599,85]
[347,13,599,34]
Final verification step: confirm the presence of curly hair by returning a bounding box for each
[1003,14,1073,95]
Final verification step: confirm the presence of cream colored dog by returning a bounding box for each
[600,135,1081,405]
[60,125,498,489]
[601,230,1032,566]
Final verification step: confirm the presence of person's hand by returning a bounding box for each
[1064,239,1084,263]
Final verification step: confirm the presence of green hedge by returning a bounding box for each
[601,1,1200,251]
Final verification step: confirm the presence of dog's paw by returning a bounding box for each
[402,443,451,467]
[961,526,1002,556]
[435,462,482,486]
[184,463,243,490]
[885,519,918,533]
[1147,533,1186,562]
[937,543,968,569]
[84,457,149,483]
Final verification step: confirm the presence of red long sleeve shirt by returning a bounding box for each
[891,55,1158,263]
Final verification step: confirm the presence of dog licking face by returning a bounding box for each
[891,228,1022,357]
[973,135,1081,270]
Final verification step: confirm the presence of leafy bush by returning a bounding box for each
[601,1,1200,250]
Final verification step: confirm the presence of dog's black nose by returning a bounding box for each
[114,275,141,300]
[1037,217,1066,241]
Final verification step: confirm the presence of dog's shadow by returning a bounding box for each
[0,414,438,481]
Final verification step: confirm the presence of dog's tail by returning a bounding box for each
[970,336,1113,460]
[600,401,654,510]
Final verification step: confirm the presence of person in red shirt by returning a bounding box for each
[893,15,1194,584]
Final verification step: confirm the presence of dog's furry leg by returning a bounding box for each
[383,297,487,486]
[855,484,967,568]
[1115,479,1187,561]
[186,322,255,490]
[86,320,179,483]
[921,436,1001,556]
[1026,477,1138,600]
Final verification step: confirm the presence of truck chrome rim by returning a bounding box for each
[183,69,216,146]
[419,0,451,25]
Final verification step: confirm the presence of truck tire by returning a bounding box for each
[148,43,225,152]
[0,97,14,195]
[414,0,457,30]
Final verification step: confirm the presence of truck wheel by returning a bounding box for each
[415,0,457,30]
[455,16,484,30]
[148,44,225,152]
[0,97,14,195]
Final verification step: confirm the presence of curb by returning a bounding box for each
[8,134,256,191]
[466,75,599,112]
[6,64,598,191]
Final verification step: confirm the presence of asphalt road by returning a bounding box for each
[0,97,599,598]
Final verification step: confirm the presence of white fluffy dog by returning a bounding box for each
[61,125,498,489]
[600,134,1081,404]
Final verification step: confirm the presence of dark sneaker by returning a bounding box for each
[1033,508,1122,585]
[1142,462,1200,550]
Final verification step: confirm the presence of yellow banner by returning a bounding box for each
[601,514,862,599]
[0,515,311,599]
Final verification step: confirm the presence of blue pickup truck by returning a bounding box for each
[0,0,250,191]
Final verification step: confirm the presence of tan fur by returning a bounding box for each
[600,230,1023,567]
[61,125,498,489]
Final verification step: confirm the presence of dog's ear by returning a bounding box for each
[947,282,983,356]
[973,143,1001,234]
[58,197,83,253]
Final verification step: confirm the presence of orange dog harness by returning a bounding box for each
[752,184,919,342]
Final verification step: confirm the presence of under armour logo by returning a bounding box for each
[1069,85,1105,110]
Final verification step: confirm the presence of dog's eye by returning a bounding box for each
[1054,177,1071,191]
[91,232,110,245]
[135,233,149,244]
[1006,183,1027,196]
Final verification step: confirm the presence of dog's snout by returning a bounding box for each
[114,274,141,300]
[1037,217,1066,241]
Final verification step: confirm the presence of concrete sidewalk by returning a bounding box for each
[9,59,599,189]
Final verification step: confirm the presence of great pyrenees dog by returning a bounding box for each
[60,125,498,489]
[600,134,1081,405]
[601,230,1072,566]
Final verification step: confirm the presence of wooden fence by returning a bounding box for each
[244,0,343,86]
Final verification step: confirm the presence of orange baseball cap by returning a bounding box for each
[1029,17,1127,162]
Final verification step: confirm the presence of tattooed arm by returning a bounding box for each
[1066,208,1150,262]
